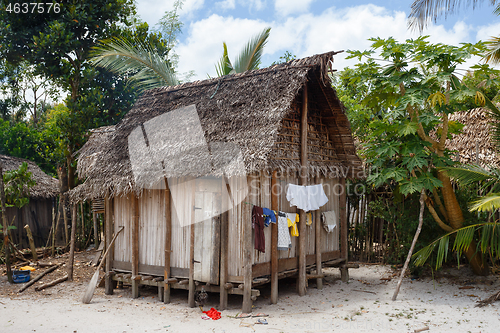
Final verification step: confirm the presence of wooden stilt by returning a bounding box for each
[188,215,195,307]
[339,177,349,282]
[220,177,230,310]
[164,179,172,304]
[105,197,114,295]
[24,224,38,262]
[270,170,279,304]
[297,84,308,296]
[315,176,323,290]
[131,195,140,298]
[242,176,253,313]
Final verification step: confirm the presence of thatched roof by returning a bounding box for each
[447,108,500,168]
[71,51,362,201]
[0,154,59,198]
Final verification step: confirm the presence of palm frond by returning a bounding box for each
[233,27,271,74]
[215,42,234,77]
[413,222,500,269]
[408,0,494,31]
[441,164,496,185]
[89,37,179,91]
[484,35,500,65]
[469,193,500,211]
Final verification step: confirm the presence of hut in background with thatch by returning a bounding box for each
[70,51,363,312]
[1,154,59,248]
[447,108,500,168]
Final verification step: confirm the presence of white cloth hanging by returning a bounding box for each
[286,183,328,212]
[321,210,337,233]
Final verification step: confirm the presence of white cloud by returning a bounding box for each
[215,0,236,11]
[274,0,314,17]
[175,4,484,81]
[476,22,500,42]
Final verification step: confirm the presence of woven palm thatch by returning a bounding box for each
[447,108,500,168]
[0,154,59,198]
[71,51,362,201]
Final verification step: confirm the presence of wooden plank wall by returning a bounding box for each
[113,195,132,263]
[139,189,166,267]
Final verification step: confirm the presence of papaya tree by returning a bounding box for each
[347,36,494,275]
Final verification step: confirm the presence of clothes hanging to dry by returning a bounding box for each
[277,211,291,250]
[262,207,276,227]
[252,205,265,252]
[286,213,300,237]
[286,184,328,212]
[321,210,337,233]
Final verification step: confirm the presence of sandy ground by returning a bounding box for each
[1,250,500,333]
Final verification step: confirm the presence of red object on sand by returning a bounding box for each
[202,308,221,320]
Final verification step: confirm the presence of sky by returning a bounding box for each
[135,0,500,81]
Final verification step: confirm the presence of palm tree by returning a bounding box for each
[215,27,271,77]
[408,0,500,63]
[89,37,179,92]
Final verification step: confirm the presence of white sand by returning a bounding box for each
[1,264,499,333]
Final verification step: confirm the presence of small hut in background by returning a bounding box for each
[0,154,59,248]
[70,51,363,312]
[447,108,500,168]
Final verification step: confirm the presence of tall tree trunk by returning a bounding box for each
[437,171,489,276]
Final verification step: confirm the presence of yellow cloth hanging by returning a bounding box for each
[306,212,313,226]
[286,213,300,237]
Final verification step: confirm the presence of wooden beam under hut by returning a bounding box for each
[339,178,348,282]
[219,176,230,310]
[188,180,196,308]
[315,176,323,290]
[242,175,253,313]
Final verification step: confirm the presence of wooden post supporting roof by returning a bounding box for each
[298,84,308,297]
[220,177,230,310]
[315,176,323,290]
[242,175,253,313]
[131,195,140,298]
[339,177,349,282]
[270,170,279,304]
[188,181,196,308]
[104,197,114,295]
[164,179,172,303]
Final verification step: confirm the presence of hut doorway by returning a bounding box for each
[193,176,221,284]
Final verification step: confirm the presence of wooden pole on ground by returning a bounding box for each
[392,189,425,301]
[339,178,349,282]
[297,83,308,296]
[24,224,38,261]
[131,195,140,298]
[104,197,114,295]
[270,170,279,304]
[18,263,61,293]
[67,204,77,281]
[219,177,230,310]
[163,179,172,303]
[242,176,253,313]
[315,176,323,290]
[0,163,12,283]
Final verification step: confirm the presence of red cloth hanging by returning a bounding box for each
[252,205,265,253]
[202,307,221,320]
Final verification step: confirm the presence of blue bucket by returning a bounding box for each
[12,270,31,283]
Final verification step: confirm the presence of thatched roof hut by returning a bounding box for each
[70,51,362,312]
[447,108,500,168]
[1,154,58,248]
[0,154,58,198]
[72,51,362,202]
